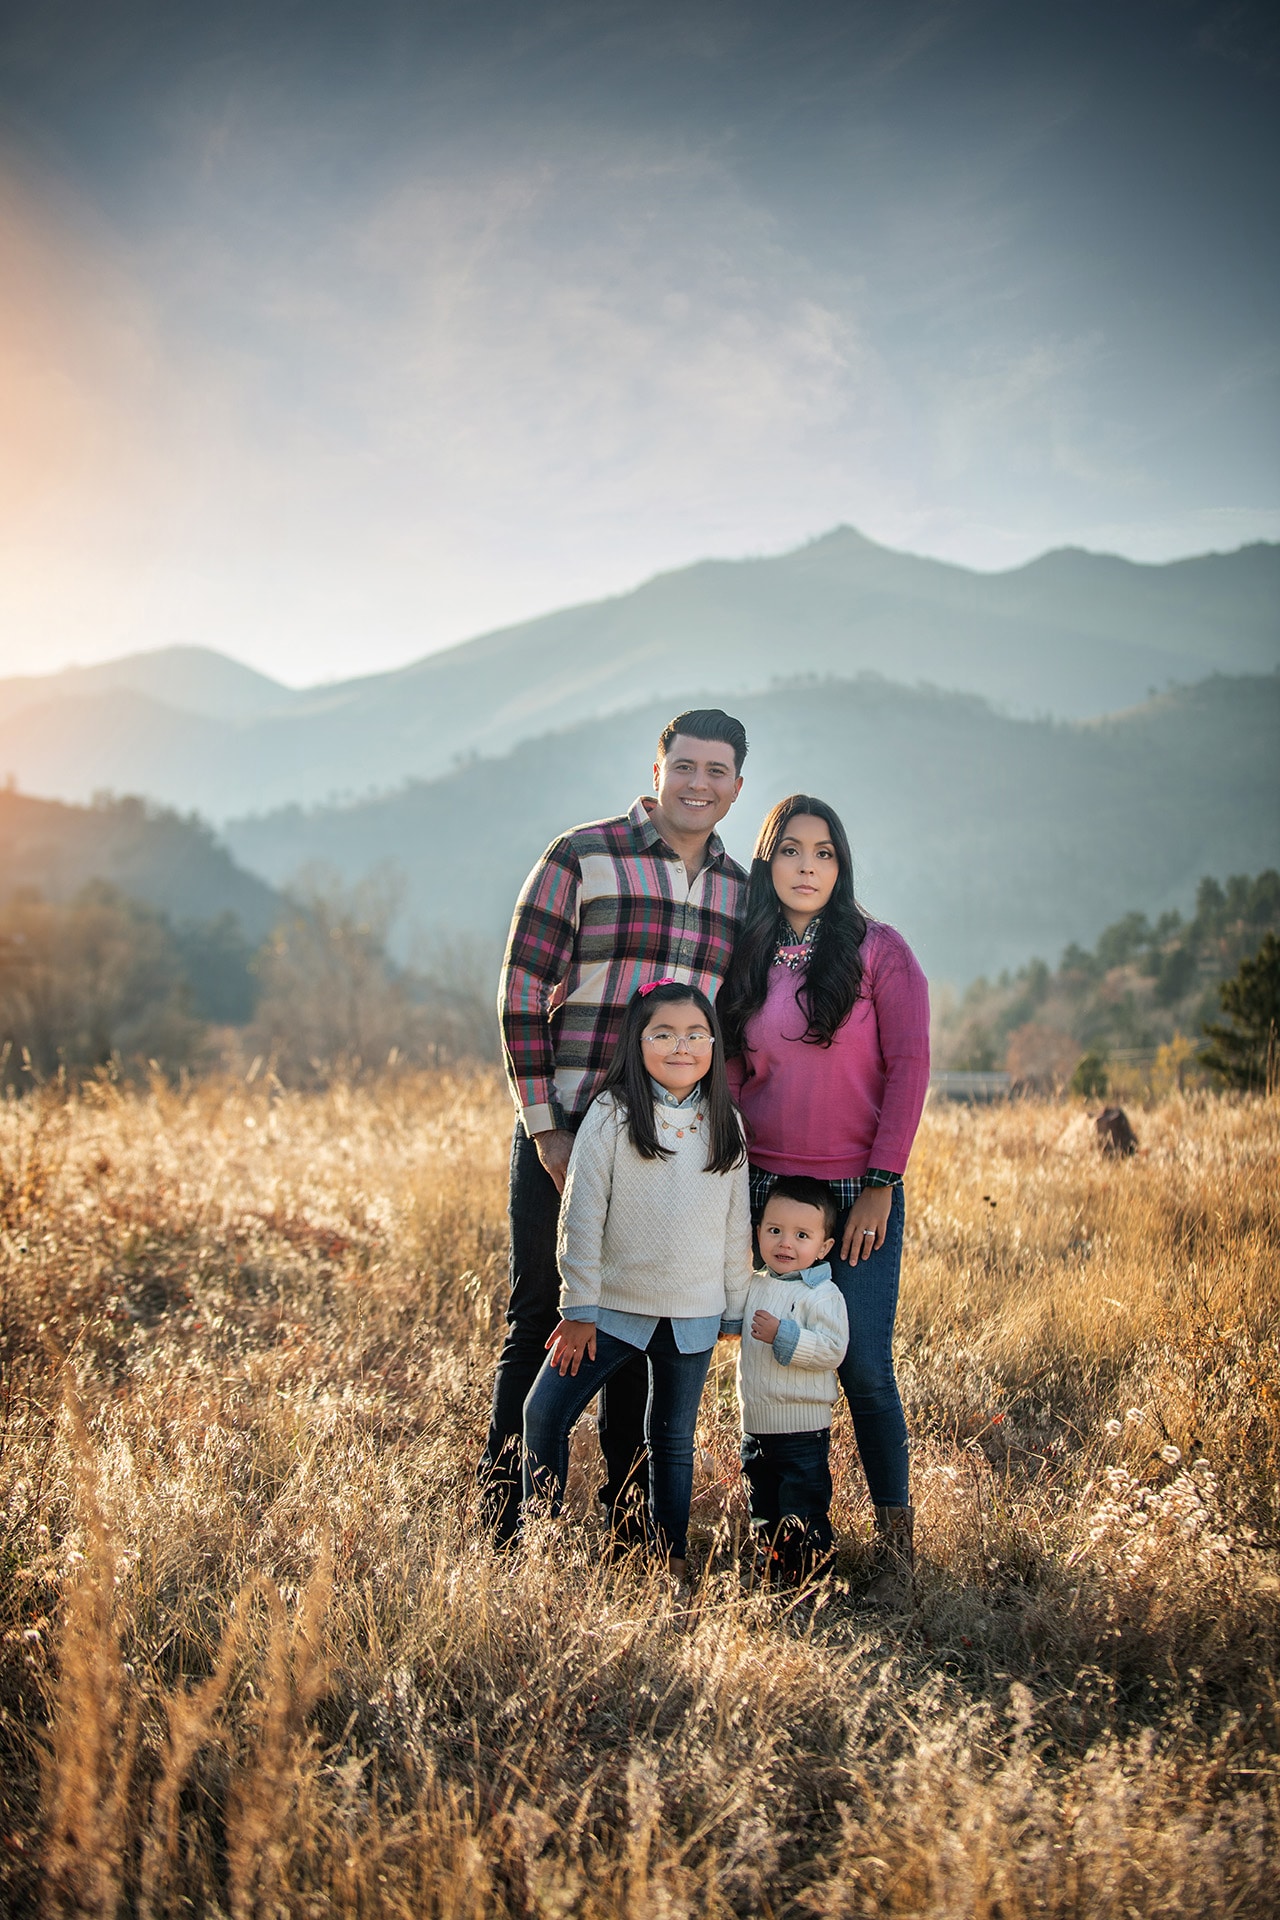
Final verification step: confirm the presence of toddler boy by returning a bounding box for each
[727,1175,849,1583]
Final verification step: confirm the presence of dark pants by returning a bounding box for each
[741,1428,834,1580]
[478,1124,650,1542]
[831,1183,909,1508]
[524,1320,713,1561]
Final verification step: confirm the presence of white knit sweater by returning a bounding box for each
[557,1093,752,1324]
[733,1263,849,1435]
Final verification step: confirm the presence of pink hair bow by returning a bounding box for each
[638,978,679,996]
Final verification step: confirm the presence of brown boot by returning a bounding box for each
[863,1505,916,1607]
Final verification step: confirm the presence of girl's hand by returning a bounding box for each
[545,1318,596,1376]
[751,1309,781,1344]
[841,1186,893,1265]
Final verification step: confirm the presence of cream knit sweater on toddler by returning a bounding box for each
[557,1092,752,1324]
[730,1263,849,1435]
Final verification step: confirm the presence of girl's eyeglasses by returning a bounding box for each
[642,1029,715,1053]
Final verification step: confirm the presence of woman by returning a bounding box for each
[718,796,930,1602]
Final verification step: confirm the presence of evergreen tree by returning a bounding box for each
[1200,933,1280,1091]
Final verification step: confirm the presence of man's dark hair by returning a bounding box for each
[761,1174,840,1242]
[657,708,749,775]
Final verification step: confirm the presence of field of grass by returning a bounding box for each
[2,1071,1277,1917]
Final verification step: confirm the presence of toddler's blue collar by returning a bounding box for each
[763,1259,832,1288]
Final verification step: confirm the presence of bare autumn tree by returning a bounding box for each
[410,934,502,1065]
[1005,1021,1081,1094]
[0,883,203,1082]
[251,867,422,1081]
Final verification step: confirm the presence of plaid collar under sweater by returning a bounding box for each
[773,911,823,969]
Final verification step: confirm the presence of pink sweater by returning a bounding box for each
[727,922,931,1179]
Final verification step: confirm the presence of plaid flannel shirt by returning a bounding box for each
[500,797,748,1136]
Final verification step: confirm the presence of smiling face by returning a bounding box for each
[651,733,743,845]
[640,997,715,1098]
[769,811,840,936]
[757,1195,836,1274]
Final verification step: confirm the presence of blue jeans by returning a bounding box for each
[479,1126,650,1542]
[523,1319,712,1559]
[831,1183,909,1507]
[741,1428,834,1577]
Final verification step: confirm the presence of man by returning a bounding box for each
[481,707,750,1543]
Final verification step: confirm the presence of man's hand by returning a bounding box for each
[841,1185,894,1264]
[533,1128,575,1194]
[545,1317,596,1376]
[751,1309,781,1345]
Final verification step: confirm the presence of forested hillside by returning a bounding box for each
[0,798,488,1082]
[226,672,1280,987]
[0,789,282,936]
[935,870,1280,1087]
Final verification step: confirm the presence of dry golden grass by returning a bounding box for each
[1,1072,1277,1917]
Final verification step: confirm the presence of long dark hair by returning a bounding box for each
[601,982,745,1174]
[718,795,868,1055]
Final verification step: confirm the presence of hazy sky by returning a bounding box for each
[1,0,1277,685]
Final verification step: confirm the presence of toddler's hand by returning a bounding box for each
[751,1309,781,1345]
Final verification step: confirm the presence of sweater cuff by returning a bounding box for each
[788,1326,821,1370]
[772,1318,801,1366]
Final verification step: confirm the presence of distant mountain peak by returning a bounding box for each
[797,524,886,556]
[806,523,874,545]
[0,645,298,726]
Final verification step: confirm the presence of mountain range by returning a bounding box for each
[2,529,1276,823]
[0,790,283,940]
[224,672,1280,986]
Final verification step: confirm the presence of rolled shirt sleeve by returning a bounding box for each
[773,1288,850,1371]
[498,838,583,1137]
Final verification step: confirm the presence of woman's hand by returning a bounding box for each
[545,1318,596,1376]
[841,1186,893,1265]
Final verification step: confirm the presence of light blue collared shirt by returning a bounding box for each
[562,1079,722,1354]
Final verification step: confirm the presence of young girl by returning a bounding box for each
[522,980,751,1578]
